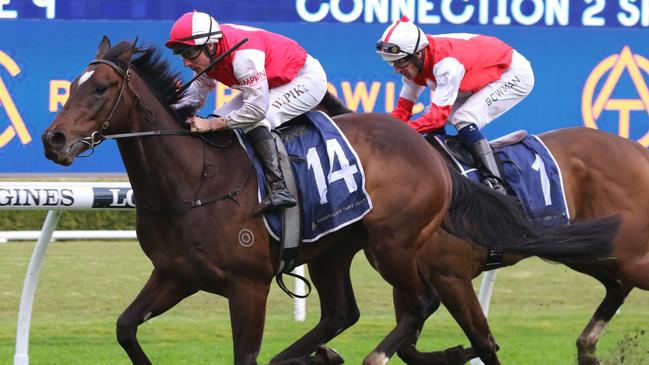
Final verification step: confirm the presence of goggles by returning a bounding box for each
[172,45,203,60]
[390,56,412,68]
[376,40,403,55]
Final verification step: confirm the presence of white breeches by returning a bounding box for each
[215,55,328,133]
[450,50,535,131]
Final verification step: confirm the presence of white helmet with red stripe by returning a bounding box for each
[165,11,222,48]
[376,16,428,63]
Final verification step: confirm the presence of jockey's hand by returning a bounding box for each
[187,116,229,133]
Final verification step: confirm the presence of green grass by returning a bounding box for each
[1,240,648,364]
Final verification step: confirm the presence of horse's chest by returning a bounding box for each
[138,234,228,288]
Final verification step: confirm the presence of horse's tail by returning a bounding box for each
[443,166,619,261]
[317,91,353,116]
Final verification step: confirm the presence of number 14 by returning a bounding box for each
[307,139,359,204]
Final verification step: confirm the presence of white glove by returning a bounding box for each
[171,73,214,111]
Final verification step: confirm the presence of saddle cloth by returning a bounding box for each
[434,132,570,226]
[236,111,373,242]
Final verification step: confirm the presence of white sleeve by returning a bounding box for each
[431,57,465,107]
[224,49,270,128]
[399,76,425,102]
[172,73,214,110]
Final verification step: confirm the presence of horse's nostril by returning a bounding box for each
[48,131,67,147]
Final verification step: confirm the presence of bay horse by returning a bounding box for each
[389,127,649,365]
[42,38,618,365]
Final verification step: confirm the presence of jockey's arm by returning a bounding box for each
[223,49,270,129]
[408,57,465,133]
[391,77,424,121]
[172,73,214,111]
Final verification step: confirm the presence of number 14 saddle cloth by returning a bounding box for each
[235,111,373,242]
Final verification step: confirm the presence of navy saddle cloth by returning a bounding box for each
[433,132,570,226]
[235,111,373,242]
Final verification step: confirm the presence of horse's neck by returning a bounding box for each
[116,95,244,207]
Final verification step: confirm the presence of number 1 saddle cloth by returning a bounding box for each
[433,131,570,226]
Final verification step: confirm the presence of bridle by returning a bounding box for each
[65,41,254,213]
[72,51,173,155]
[71,38,249,156]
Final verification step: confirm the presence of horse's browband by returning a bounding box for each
[89,59,128,78]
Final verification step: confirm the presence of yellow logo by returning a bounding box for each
[0,51,31,148]
[582,46,649,146]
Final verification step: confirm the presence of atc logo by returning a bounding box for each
[582,46,649,146]
[0,51,31,148]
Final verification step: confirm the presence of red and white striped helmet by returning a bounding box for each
[376,16,428,63]
[165,11,222,48]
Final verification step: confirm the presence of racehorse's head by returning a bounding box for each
[42,36,140,165]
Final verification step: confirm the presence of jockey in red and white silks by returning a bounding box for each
[377,17,535,193]
[166,11,328,210]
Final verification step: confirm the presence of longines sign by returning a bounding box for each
[0,183,134,210]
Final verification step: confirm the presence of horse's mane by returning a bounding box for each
[103,41,194,121]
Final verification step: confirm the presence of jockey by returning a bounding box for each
[376,17,534,193]
[166,11,328,210]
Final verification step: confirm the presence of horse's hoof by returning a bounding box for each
[362,352,389,365]
[307,345,344,364]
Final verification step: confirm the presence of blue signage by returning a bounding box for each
[0,19,648,174]
[4,0,649,28]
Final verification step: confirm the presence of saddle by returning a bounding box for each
[426,130,528,169]
[426,130,569,271]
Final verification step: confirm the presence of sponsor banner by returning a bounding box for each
[6,0,649,28]
[0,182,134,209]
[0,20,647,173]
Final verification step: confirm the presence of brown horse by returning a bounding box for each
[389,127,649,365]
[42,38,618,365]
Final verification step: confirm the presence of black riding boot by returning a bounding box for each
[468,138,507,195]
[247,127,297,210]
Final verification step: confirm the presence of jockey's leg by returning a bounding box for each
[246,126,297,209]
[458,123,506,194]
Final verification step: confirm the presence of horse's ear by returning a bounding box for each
[117,43,136,65]
[96,36,111,59]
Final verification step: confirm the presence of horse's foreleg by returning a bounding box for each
[362,248,440,365]
[433,274,498,365]
[116,268,197,365]
[575,271,632,365]
[270,247,359,364]
[394,278,483,365]
[228,280,271,365]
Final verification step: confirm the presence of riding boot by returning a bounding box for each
[468,138,507,195]
[247,127,297,211]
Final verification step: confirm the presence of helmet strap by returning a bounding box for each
[415,50,425,72]
[412,27,421,56]
[406,26,423,71]
[205,44,218,64]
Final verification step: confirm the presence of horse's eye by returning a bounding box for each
[95,85,108,95]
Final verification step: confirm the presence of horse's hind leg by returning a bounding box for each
[574,269,633,365]
[116,268,197,365]
[270,245,359,365]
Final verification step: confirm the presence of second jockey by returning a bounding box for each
[166,11,328,211]
[376,17,535,193]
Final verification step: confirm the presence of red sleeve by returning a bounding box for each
[390,97,414,121]
[406,104,451,133]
